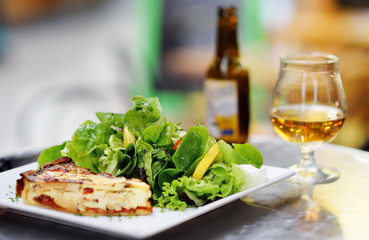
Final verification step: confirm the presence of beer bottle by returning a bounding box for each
[205,6,250,143]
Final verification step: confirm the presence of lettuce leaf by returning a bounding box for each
[124,96,162,136]
[232,143,263,168]
[157,163,248,210]
[62,141,106,173]
[96,112,124,128]
[37,141,67,167]
[108,133,124,151]
[61,120,114,173]
[141,120,165,145]
[157,179,188,211]
[142,118,179,147]
[98,147,123,175]
[68,120,113,155]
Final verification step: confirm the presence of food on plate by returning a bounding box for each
[16,157,152,216]
[27,96,263,212]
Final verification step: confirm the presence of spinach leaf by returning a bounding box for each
[172,126,209,172]
[184,136,216,176]
[217,140,263,168]
[158,168,183,190]
[136,139,155,186]
[232,143,263,168]
[120,143,137,176]
[151,155,175,200]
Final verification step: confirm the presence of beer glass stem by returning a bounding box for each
[289,145,339,184]
[299,148,318,174]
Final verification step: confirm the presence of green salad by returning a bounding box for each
[38,96,263,210]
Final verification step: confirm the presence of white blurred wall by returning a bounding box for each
[0,1,138,155]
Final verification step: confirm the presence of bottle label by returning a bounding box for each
[205,79,239,139]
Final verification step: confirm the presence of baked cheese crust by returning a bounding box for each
[16,158,152,216]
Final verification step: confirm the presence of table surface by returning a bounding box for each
[1,135,368,240]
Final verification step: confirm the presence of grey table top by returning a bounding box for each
[1,135,368,240]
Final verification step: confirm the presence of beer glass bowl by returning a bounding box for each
[269,52,347,184]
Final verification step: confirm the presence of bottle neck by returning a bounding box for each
[215,7,239,58]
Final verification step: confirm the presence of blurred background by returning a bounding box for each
[0,0,368,156]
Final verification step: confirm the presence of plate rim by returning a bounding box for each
[0,162,295,239]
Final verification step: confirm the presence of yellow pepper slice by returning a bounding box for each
[124,125,136,148]
[192,143,220,180]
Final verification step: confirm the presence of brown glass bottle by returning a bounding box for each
[205,6,250,143]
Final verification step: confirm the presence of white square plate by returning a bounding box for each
[0,162,294,239]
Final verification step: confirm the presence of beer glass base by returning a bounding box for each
[288,164,340,184]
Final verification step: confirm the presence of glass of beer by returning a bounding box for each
[269,52,347,184]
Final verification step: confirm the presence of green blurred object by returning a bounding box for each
[240,0,267,44]
[132,0,162,98]
[133,1,271,126]
[133,1,186,118]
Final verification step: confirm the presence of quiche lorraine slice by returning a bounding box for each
[16,158,152,216]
